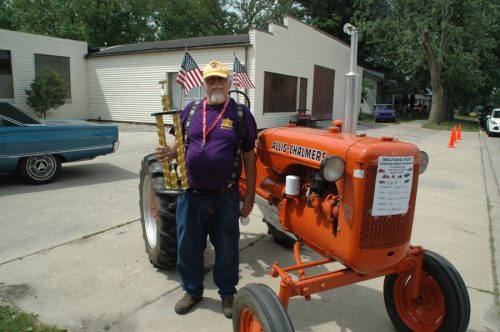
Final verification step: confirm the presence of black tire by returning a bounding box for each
[139,153,178,269]
[383,250,470,332]
[18,154,61,184]
[265,220,296,248]
[233,283,294,332]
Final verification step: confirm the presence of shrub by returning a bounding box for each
[25,67,68,119]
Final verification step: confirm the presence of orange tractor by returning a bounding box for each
[231,119,470,331]
[139,24,470,332]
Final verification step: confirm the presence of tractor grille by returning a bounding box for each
[359,166,415,250]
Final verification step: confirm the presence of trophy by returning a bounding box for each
[151,79,189,191]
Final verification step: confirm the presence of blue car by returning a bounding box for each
[0,102,119,184]
[374,104,397,122]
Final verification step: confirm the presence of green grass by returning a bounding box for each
[358,112,374,122]
[359,111,479,132]
[422,114,479,132]
[0,303,66,332]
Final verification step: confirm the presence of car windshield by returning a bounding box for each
[0,102,42,125]
[492,110,500,118]
[376,105,394,110]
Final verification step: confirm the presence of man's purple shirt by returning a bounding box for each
[180,98,257,191]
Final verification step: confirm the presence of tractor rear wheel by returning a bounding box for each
[139,154,178,269]
[383,250,470,332]
[265,221,296,249]
[233,283,294,332]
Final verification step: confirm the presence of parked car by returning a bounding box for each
[486,108,500,137]
[373,104,396,122]
[0,102,119,184]
[479,105,499,129]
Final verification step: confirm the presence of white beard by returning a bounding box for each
[210,92,226,105]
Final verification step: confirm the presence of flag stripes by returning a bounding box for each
[233,57,255,89]
[176,52,204,95]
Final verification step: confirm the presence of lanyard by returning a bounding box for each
[201,97,230,151]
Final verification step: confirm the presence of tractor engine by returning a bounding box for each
[247,121,427,274]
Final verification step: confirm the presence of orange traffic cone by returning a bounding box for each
[454,125,458,143]
[457,124,462,140]
[447,127,456,148]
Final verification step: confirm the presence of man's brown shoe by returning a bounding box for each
[222,295,234,318]
[175,293,202,315]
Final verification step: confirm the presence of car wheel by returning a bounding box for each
[18,154,61,184]
[139,153,178,269]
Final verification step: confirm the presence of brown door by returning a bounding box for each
[298,78,307,113]
[312,65,335,120]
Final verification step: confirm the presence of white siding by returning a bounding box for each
[250,17,362,128]
[0,29,88,119]
[361,76,378,114]
[87,48,249,124]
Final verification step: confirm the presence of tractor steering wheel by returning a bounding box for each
[229,89,251,110]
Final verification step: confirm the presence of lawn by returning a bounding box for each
[422,114,479,132]
[0,302,66,332]
[358,112,479,133]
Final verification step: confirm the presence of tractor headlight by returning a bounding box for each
[419,151,429,174]
[319,156,345,182]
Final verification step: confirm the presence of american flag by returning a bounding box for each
[176,52,204,95]
[233,57,255,89]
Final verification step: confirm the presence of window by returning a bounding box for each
[263,72,297,113]
[168,73,204,110]
[0,50,14,99]
[35,54,71,99]
[0,118,18,127]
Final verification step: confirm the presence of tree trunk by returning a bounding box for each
[422,29,444,125]
[444,95,454,121]
[430,82,444,124]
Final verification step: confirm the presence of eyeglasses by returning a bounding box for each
[205,76,228,85]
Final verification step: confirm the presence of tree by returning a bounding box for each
[25,67,68,119]
[296,0,355,43]
[227,0,301,33]
[355,0,499,124]
[0,0,14,29]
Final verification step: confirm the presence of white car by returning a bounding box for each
[486,108,500,137]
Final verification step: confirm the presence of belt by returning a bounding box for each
[187,187,236,195]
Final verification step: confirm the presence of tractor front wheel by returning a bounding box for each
[233,283,294,332]
[384,250,470,332]
[139,154,178,269]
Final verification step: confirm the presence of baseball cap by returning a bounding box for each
[203,60,229,79]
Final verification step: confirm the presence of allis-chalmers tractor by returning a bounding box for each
[139,25,470,332]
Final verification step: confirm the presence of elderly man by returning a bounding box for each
[155,60,257,318]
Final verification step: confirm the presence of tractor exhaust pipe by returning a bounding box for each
[343,23,360,135]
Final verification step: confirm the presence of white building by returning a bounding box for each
[0,28,89,118]
[1,16,362,129]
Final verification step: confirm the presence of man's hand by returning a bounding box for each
[155,145,177,162]
[240,150,257,218]
[240,193,254,218]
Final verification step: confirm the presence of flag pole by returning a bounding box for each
[180,88,186,111]
[180,49,187,111]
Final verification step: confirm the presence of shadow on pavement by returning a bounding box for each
[0,163,137,197]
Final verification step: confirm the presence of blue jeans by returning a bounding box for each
[176,190,240,299]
